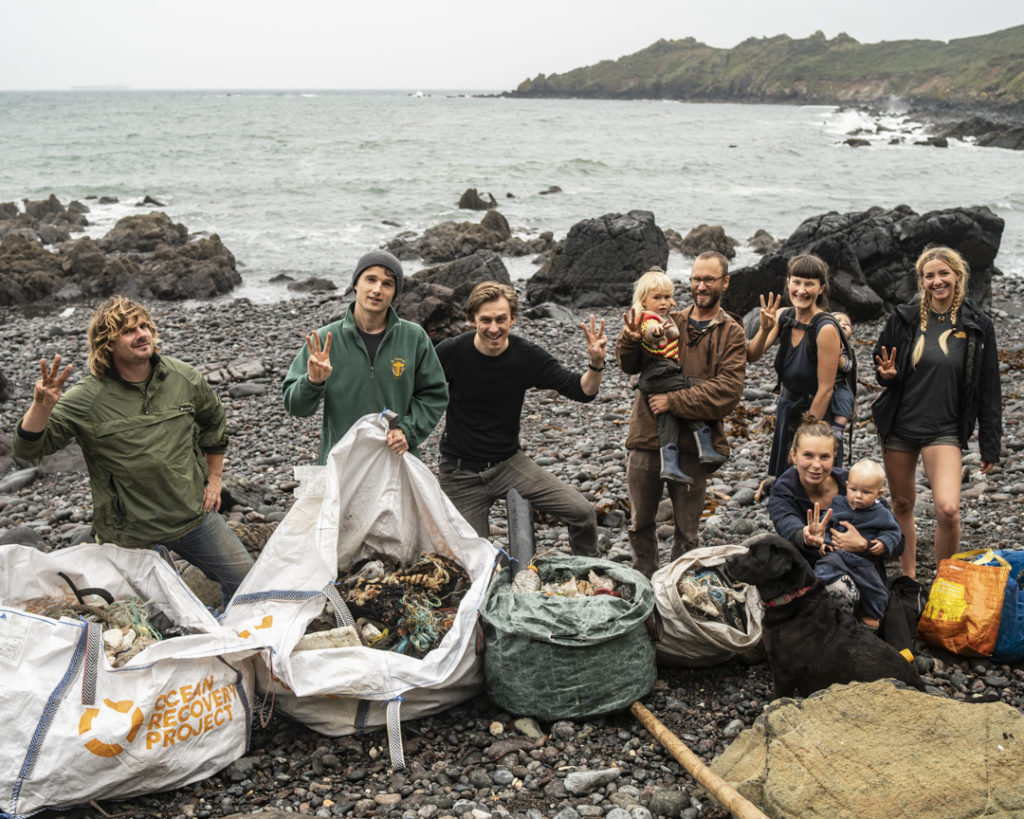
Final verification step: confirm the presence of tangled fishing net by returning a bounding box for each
[302,552,470,659]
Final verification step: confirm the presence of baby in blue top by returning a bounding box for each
[815,458,902,629]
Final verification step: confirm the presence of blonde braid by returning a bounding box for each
[911,295,928,368]
[939,279,967,356]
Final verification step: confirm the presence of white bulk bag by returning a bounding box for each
[652,543,764,667]
[0,543,258,818]
[223,414,497,743]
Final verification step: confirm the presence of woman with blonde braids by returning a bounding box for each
[872,246,1002,578]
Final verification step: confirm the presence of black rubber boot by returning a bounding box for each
[693,424,726,465]
[660,444,693,486]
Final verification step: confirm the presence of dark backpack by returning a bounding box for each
[773,308,858,462]
[773,308,857,398]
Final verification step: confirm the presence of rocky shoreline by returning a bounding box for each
[3,270,1024,818]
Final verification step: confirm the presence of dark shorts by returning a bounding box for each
[883,434,960,452]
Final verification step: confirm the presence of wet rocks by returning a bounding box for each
[666,224,737,259]
[525,210,668,308]
[411,249,512,303]
[724,204,1004,318]
[0,200,242,304]
[387,210,513,264]
[459,188,498,210]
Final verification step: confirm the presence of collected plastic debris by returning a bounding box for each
[43,596,165,668]
[511,564,632,600]
[302,552,471,658]
[511,564,540,594]
[294,625,362,651]
[677,568,748,631]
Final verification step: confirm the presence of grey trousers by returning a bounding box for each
[439,451,598,556]
[626,448,708,577]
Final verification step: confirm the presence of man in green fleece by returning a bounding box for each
[282,250,448,464]
[12,296,254,609]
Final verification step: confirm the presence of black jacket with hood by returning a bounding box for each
[871,297,1002,463]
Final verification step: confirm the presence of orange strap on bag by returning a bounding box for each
[917,550,1010,658]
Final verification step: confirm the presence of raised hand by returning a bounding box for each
[758,292,782,333]
[32,355,73,410]
[621,307,642,342]
[875,346,897,380]
[803,502,833,549]
[580,315,607,366]
[305,331,333,385]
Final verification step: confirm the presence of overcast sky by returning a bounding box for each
[2,0,1021,92]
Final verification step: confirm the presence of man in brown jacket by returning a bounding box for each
[615,251,747,576]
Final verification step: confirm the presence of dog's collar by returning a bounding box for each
[764,584,815,607]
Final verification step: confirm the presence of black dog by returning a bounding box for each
[727,534,923,698]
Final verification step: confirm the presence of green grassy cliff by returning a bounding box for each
[511,26,1024,107]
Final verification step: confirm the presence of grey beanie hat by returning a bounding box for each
[352,249,404,296]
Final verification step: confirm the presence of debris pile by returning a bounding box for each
[43,597,164,667]
[512,565,633,600]
[677,568,748,631]
[302,552,470,658]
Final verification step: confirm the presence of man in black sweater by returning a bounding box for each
[435,281,607,555]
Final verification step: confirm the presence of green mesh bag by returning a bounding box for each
[480,555,657,721]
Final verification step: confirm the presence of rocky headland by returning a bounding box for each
[2,198,1024,819]
[505,26,1024,153]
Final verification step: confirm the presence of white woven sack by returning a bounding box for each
[652,543,764,667]
[223,413,498,738]
[0,543,258,818]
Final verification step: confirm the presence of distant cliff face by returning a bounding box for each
[510,27,1024,109]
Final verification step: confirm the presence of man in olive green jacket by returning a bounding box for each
[12,296,253,608]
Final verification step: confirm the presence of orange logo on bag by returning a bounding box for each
[79,699,143,757]
[238,614,273,639]
[391,357,406,378]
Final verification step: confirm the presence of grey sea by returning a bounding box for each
[2,89,1022,302]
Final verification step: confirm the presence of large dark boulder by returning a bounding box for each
[0,211,243,305]
[748,229,782,255]
[387,210,512,264]
[671,224,737,259]
[412,250,511,303]
[723,205,1003,320]
[36,223,71,246]
[458,188,497,210]
[0,367,10,403]
[22,194,65,221]
[142,234,242,299]
[393,278,470,341]
[100,212,188,253]
[61,237,108,279]
[0,233,64,305]
[525,210,668,308]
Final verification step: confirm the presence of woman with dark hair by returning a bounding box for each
[747,253,843,476]
[872,246,1002,579]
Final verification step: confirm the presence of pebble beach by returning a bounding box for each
[3,276,1024,819]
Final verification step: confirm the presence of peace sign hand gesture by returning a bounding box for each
[621,307,643,342]
[875,346,897,381]
[803,502,833,550]
[305,331,333,385]
[579,315,608,366]
[33,355,73,410]
[758,292,782,333]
